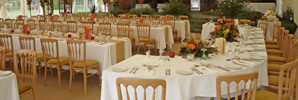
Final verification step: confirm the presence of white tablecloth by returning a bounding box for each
[258,20,281,41]
[1,33,132,72]
[0,73,20,100]
[175,20,191,41]
[201,22,216,41]
[101,27,268,100]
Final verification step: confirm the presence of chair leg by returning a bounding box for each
[143,43,146,53]
[69,68,73,92]
[97,65,101,85]
[43,64,47,87]
[83,69,88,96]
[50,66,53,77]
[154,42,157,54]
[137,43,140,54]
[32,89,35,100]
[148,43,151,53]
[38,61,41,75]
[57,65,62,89]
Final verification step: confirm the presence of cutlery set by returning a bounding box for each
[130,66,139,74]
[191,67,203,74]
[214,65,230,72]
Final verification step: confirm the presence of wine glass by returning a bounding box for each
[227,45,234,58]
[201,49,208,65]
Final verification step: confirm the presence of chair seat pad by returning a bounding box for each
[139,38,155,42]
[268,63,281,72]
[47,57,69,64]
[266,49,282,54]
[265,40,277,44]
[18,82,31,94]
[73,60,99,68]
[172,29,178,33]
[266,44,279,49]
[255,90,278,100]
[268,56,286,62]
[5,52,12,57]
[268,75,288,87]
[27,53,44,60]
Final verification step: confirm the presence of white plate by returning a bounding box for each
[250,56,265,60]
[255,31,263,34]
[252,46,265,51]
[0,71,12,77]
[111,67,128,72]
[176,69,193,75]
[254,40,263,44]
[225,64,242,70]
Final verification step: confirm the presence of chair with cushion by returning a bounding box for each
[255,59,298,100]
[268,34,294,64]
[15,19,24,29]
[27,20,37,30]
[266,27,285,56]
[67,40,101,96]
[13,49,36,100]
[99,22,111,28]
[52,20,62,31]
[0,34,14,69]
[265,24,281,44]
[0,47,5,70]
[216,71,259,100]
[179,15,189,20]
[67,21,77,33]
[5,19,13,28]
[73,16,82,22]
[165,19,178,41]
[136,24,157,54]
[118,28,135,51]
[97,26,111,36]
[258,21,268,40]
[40,38,69,89]
[239,19,251,25]
[19,36,45,75]
[116,77,166,100]
[268,39,298,75]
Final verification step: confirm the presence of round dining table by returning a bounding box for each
[100,26,269,100]
[0,72,20,100]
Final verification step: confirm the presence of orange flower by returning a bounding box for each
[188,44,196,50]
[223,29,230,34]
[184,43,189,47]
[193,39,199,44]
[215,25,221,31]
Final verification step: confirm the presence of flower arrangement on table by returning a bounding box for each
[262,9,278,21]
[179,39,218,58]
[210,19,239,42]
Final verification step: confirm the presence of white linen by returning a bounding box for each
[175,20,191,41]
[0,73,20,100]
[95,0,104,12]
[258,21,281,40]
[101,27,268,100]
[275,0,282,16]
[20,0,29,16]
[0,0,8,19]
[72,0,78,13]
[6,34,131,72]
[249,3,275,14]
[201,22,215,41]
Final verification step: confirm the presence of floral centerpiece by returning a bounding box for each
[262,9,278,21]
[210,19,239,42]
[180,39,218,58]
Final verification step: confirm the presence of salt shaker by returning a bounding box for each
[146,50,151,59]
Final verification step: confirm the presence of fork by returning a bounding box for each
[130,67,136,73]
[133,67,139,74]
[191,67,201,74]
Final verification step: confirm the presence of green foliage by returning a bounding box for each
[216,0,249,18]
[189,18,208,33]
[129,8,156,16]
[254,0,276,2]
[203,0,216,11]
[162,0,191,17]
[110,8,129,16]
[282,7,294,21]
[281,21,297,34]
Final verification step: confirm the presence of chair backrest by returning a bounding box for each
[141,15,150,19]
[116,77,166,100]
[273,24,281,42]
[165,19,175,28]
[97,17,108,23]
[40,38,59,60]
[97,26,111,36]
[52,20,62,31]
[117,23,130,29]
[27,20,36,30]
[129,15,138,18]
[0,46,5,70]
[277,59,298,100]
[13,49,36,90]
[19,36,36,51]
[279,27,286,51]
[37,15,45,20]
[73,16,82,22]
[66,40,86,67]
[99,22,111,28]
[0,34,14,54]
[216,71,259,100]
[239,19,251,25]
[38,20,47,31]
[5,19,13,28]
[153,15,162,19]
[287,39,298,62]
[15,19,24,29]
[0,18,3,22]
[81,21,94,29]
[258,21,268,40]
[283,33,293,60]
[118,14,125,18]
[56,24,69,33]
[118,28,133,38]
[179,15,189,20]
[137,24,151,38]
[67,21,77,33]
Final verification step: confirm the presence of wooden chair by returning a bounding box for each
[97,17,108,23]
[81,21,94,32]
[96,13,104,17]
[97,26,111,36]
[268,34,294,65]
[117,23,130,29]
[99,22,111,28]
[13,49,36,100]
[0,34,14,69]
[57,24,69,33]
[179,15,189,20]
[165,19,178,41]
[66,40,101,96]
[19,36,45,75]
[27,20,37,30]
[116,77,166,100]
[67,21,77,33]
[255,59,298,100]
[0,18,4,28]
[38,20,47,31]
[37,15,44,20]
[118,28,135,51]
[15,19,24,29]
[73,16,82,22]
[216,72,259,100]
[136,24,157,54]
[272,24,281,42]
[141,15,150,19]
[239,19,252,25]
[40,38,69,89]
[30,16,38,20]
[5,19,13,28]
[129,14,138,18]
[258,21,268,40]
[153,15,162,19]
[266,27,285,57]
[0,46,5,70]
[52,20,62,31]
[118,14,125,18]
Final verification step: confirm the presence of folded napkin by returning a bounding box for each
[215,38,226,54]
